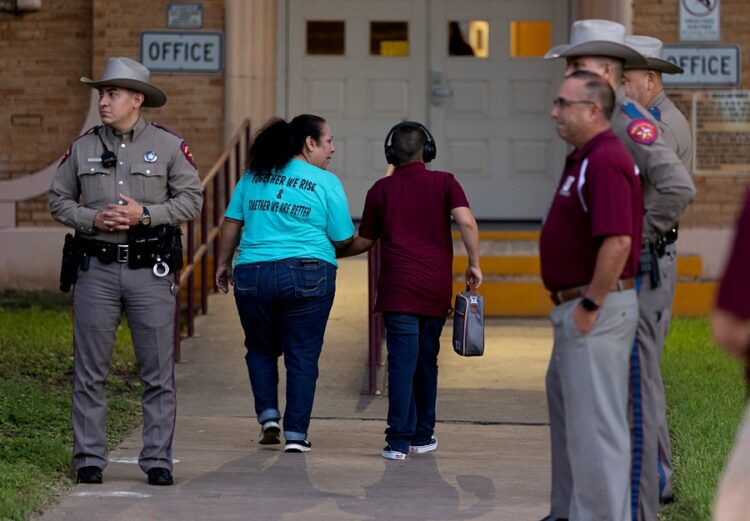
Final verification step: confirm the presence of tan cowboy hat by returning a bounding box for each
[545,19,648,68]
[624,35,684,74]
[81,57,167,108]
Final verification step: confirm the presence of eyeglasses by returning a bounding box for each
[552,97,595,109]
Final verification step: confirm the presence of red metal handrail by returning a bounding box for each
[173,119,252,361]
[366,242,385,395]
[365,164,395,395]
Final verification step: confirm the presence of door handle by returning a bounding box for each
[431,69,453,106]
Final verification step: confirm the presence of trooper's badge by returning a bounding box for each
[627,119,657,145]
[144,151,158,162]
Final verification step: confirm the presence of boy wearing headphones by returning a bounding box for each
[339,121,482,460]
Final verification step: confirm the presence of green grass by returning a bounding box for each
[660,317,747,521]
[0,290,142,521]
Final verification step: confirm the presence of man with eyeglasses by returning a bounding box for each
[543,20,695,521]
[540,70,642,521]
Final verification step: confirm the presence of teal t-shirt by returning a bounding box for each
[225,159,354,267]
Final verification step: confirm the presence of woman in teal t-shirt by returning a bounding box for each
[216,114,354,453]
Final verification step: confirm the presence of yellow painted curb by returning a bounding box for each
[453,255,703,278]
[454,280,716,317]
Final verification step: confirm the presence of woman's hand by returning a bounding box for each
[216,263,232,294]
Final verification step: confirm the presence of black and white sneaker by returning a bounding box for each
[381,445,407,460]
[259,420,281,445]
[409,437,438,454]
[284,439,312,453]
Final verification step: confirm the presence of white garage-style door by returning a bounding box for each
[286,0,569,220]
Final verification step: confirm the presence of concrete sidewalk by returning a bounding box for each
[37,258,554,521]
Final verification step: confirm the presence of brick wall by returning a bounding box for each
[633,0,750,228]
[0,0,92,225]
[1,0,225,226]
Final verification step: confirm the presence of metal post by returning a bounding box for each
[367,241,384,395]
[212,172,221,293]
[200,198,208,314]
[187,220,195,338]
[173,270,181,362]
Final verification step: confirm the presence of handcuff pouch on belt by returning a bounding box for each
[126,224,183,275]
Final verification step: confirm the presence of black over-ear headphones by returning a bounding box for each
[94,126,118,168]
[384,121,437,166]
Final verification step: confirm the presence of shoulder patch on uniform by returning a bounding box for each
[627,119,658,145]
[620,102,645,120]
[180,141,197,168]
[58,145,72,167]
[151,122,183,139]
[59,125,100,166]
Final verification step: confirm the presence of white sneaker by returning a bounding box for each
[284,439,312,453]
[409,437,438,454]
[381,445,407,460]
[259,420,280,445]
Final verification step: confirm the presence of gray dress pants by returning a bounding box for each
[72,258,176,473]
[546,289,638,521]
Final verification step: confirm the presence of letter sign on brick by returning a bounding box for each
[140,31,223,73]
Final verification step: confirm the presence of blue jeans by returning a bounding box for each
[233,258,336,441]
[383,313,446,453]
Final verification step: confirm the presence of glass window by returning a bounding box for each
[306,21,345,55]
[448,21,489,58]
[370,21,409,56]
[510,21,551,58]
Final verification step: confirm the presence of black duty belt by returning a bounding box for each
[77,238,130,264]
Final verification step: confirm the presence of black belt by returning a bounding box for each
[550,278,636,305]
[77,238,130,264]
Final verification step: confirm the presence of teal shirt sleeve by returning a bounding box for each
[225,174,248,221]
[325,177,355,242]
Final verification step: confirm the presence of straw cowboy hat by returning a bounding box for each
[81,57,167,108]
[624,35,684,74]
[545,19,648,68]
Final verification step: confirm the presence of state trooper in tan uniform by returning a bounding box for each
[623,34,693,505]
[541,20,695,521]
[49,57,203,486]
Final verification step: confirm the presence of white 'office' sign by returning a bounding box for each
[140,32,223,73]
[663,45,740,87]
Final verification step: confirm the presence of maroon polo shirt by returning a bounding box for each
[716,186,750,319]
[358,161,470,317]
[540,129,643,292]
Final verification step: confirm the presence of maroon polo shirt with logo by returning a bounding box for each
[716,186,750,319]
[358,161,470,317]
[540,129,643,292]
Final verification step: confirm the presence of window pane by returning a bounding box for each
[307,21,345,55]
[510,21,551,58]
[370,21,409,56]
[448,21,489,58]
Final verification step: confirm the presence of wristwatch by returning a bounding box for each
[579,296,600,312]
[139,207,151,227]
